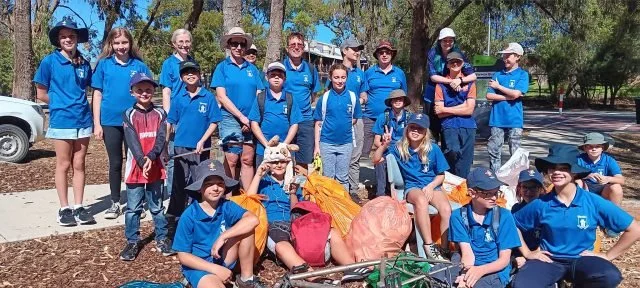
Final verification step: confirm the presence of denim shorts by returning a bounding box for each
[294,120,315,164]
[46,126,92,140]
[219,112,253,154]
[182,257,237,287]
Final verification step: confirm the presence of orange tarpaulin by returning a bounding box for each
[230,192,268,264]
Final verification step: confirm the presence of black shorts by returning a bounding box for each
[268,221,292,244]
[586,181,605,195]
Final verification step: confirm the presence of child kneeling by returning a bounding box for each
[172,160,265,288]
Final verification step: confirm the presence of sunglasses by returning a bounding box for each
[228,41,247,48]
[378,50,393,56]
[288,43,304,48]
[245,51,257,56]
[447,60,463,65]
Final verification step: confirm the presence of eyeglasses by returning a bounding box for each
[288,43,304,48]
[228,41,247,48]
[473,189,500,199]
[378,50,393,56]
[348,47,361,52]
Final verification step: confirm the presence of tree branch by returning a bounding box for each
[184,0,204,30]
[428,0,472,44]
[139,0,161,48]
[532,0,571,34]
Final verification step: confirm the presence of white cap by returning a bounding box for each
[497,42,524,56]
[249,44,258,52]
[438,28,456,40]
[266,62,286,73]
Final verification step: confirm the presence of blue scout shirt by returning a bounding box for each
[487,67,529,128]
[510,201,540,251]
[576,153,622,184]
[167,88,222,148]
[388,143,449,191]
[325,65,369,96]
[258,175,303,223]
[248,89,303,155]
[372,109,409,147]
[33,50,93,129]
[283,57,321,121]
[312,88,362,145]
[364,65,407,119]
[172,200,247,259]
[513,187,634,259]
[159,54,196,100]
[211,57,265,117]
[449,205,522,286]
[424,47,474,103]
[91,56,152,126]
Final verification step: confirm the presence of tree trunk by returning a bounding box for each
[610,85,620,106]
[223,0,242,33]
[12,0,35,101]
[603,85,608,105]
[264,0,285,71]
[101,0,123,43]
[138,0,162,49]
[184,0,204,30]
[407,0,432,110]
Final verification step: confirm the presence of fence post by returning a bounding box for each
[558,87,565,116]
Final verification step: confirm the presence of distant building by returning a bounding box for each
[302,40,368,85]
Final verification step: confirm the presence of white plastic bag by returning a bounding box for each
[496,148,530,209]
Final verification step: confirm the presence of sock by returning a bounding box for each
[73,204,83,210]
[240,275,254,282]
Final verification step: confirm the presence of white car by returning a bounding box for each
[0,96,46,163]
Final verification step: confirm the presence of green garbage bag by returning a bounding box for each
[118,280,185,288]
[365,252,432,288]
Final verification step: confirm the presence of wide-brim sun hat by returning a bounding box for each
[220,27,253,50]
[578,132,610,151]
[384,89,411,107]
[186,159,239,191]
[48,20,89,47]
[534,144,590,179]
[373,40,397,60]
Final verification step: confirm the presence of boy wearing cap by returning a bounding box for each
[434,51,477,179]
[249,62,303,164]
[486,42,529,172]
[443,167,521,288]
[510,168,545,269]
[371,89,411,197]
[244,44,267,86]
[576,132,624,206]
[120,73,175,261]
[166,61,223,218]
[173,160,266,288]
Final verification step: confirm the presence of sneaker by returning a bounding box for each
[104,202,120,219]
[73,207,96,225]
[605,229,620,238]
[120,242,140,261]
[156,239,176,256]
[342,267,372,282]
[425,243,446,261]
[236,276,267,288]
[57,208,77,227]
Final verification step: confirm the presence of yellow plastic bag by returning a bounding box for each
[302,172,361,237]
[230,192,268,264]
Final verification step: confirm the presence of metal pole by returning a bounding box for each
[288,257,452,280]
[487,15,491,56]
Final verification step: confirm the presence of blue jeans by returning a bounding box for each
[442,128,476,179]
[219,112,253,155]
[374,160,389,197]
[512,257,622,288]
[165,138,175,197]
[125,181,168,243]
[320,142,352,192]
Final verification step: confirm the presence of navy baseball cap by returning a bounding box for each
[407,113,430,129]
[179,60,201,74]
[130,72,158,88]
[518,168,544,185]
[467,167,506,190]
[186,159,238,191]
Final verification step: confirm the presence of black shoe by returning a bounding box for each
[342,267,372,282]
[156,239,176,256]
[57,208,77,227]
[73,207,96,224]
[349,193,362,204]
[236,276,267,288]
[120,242,140,261]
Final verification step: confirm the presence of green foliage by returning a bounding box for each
[0,37,13,95]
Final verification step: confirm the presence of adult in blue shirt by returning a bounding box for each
[158,28,195,201]
[425,28,476,143]
[283,32,321,175]
[363,41,407,161]
[212,27,265,190]
[244,44,268,87]
[511,144,640,288]
[34,20,95,227]
[91,27,152,220]
[486,43,529,172]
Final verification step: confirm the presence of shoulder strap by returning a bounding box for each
[492,206,500,243]
[258,91,266,123]
[384,110,391,129]
[461,205,471,235]
[309,62,317,89]
[321,90,331,123]
[286,92,293,121]
[349,91,356,118]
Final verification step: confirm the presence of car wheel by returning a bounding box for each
[0,124,29,163]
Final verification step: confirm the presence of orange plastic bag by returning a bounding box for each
[443,172,507,207]
[230,192,268,264]
[302,172,361,237]
[346,196,412,261]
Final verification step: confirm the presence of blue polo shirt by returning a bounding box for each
[248,90,303,155]
[258,175,303,223]
[325,65,369,96]
[172,200,247,259]
[283,57,321,121]
[513,187,634,259]
[364,65,407,119]
[576,153,622,184]
[511,201,540,251]
[372,109,410,147]
[159,54,196,100]
[33,50,92,129]
[449,205,521,285]
[312,88,362,145]
[210,57,265,116]
[488,67,529,128]
[167,88,222,148]
[388,143,449,191]
[91,56,152,126]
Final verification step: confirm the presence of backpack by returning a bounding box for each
[384,110,412,132]
[460,205,501,245]
[257,90,293,123]
[320,89,357,147]
[290,201,332,267]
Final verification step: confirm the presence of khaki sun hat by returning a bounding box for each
[384,89,411,107]
[578,132,610,151]
[220,27,253,50]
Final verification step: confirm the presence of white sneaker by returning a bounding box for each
[104,202,120,219]
[425,243,446,261]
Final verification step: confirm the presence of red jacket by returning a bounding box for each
[123,104,167,184]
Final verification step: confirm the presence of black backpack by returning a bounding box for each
[384,110,412,131]
[460,205,501,245]
[257,90,294,123]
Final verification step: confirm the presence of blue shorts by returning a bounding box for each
[586,181,605,195]
[219,112,253,155]
[46,126,92,140]
[294,120,315,164]
[183,256,237,287]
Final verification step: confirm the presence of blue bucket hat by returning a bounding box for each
[518,168,544,186]
[407,113,430,129]
[467,167,506,191]
[48,20,89,47]
[185,159,239,191]
[534,144,590,179]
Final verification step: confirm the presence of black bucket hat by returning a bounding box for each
[48,20,89,47]
[534,144,590,179]
[185,159,239,191]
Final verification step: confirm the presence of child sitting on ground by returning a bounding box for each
[510,168,545,269]
[172,159,265,288]
[576,132,625,206]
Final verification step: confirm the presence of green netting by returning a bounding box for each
[365,252,433,288]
